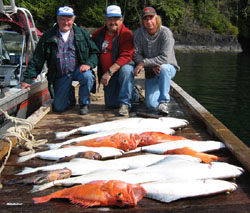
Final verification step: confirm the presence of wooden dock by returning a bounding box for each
[0,74,250,212]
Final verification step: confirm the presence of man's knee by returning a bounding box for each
[79,71,94,85]
[120,64,134,75]
[53,102,68,112]
[161,64,176,79]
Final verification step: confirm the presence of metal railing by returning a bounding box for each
[0,0,38,52]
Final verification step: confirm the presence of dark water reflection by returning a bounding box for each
[174,52,250,147]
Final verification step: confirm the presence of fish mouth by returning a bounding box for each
[125,184,146,206]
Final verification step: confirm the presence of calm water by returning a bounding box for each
[174,52,250,147]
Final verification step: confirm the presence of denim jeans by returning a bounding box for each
[53,67,95,112]
[145,64,176,109]
[104,64,134,108]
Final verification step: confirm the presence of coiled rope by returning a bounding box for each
[0,107,48,189]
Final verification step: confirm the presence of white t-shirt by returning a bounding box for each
[59,30,70,42]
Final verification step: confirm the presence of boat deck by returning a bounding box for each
[0,75,250,212]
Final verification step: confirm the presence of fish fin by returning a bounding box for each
[33,195,52,204]
[71,199,101,208]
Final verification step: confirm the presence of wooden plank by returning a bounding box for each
[0,136,18,160]
[171,80,250,172]
[26,100,52,126]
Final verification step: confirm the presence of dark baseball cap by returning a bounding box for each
[142,7,157,18]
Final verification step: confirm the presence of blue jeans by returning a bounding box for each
[145,64,176,109]
[53,67,95,112]
[104,64,134,108]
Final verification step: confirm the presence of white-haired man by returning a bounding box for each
[21,6,99,115]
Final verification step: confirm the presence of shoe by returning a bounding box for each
[118,104,129,116]
[158,102,169,115]
[80,105,89,115]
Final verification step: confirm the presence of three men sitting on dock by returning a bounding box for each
[21,5,179,117]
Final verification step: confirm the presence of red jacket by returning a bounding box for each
[92,24,134,68]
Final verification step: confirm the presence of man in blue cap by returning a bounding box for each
[92,5,135,116]
[21,6,99,115]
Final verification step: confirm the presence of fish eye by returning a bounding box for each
[117,192,123,197]
[122,139,128,143]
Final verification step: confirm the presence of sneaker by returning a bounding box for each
[158,102,169,115]
[118,104,129,116]
[80,105,89,115]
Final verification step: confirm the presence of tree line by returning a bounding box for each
[8,0,250,41]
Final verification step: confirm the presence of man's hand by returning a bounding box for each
[152,65,161,75]
[101,72,111,86]
[134,61,145,76]
[79,64,91,72]
[21,82,31,91]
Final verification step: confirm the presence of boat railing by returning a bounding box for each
[0,0,39,52]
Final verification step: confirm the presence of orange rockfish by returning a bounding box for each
[33,180,146,208]
[67,133,141,151]
[138,132,188,146]
[163,147,221,163]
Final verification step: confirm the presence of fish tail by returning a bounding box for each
[17,167,36,175]
[17,154,36,163]
[55,128,78,139]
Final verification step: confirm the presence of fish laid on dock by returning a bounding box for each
[127,155,244,180]
[17,158,128,176]
[17,154,167,176]
[55,117,189,139]
[33,180,146,208]
[141,179,237,203]
[163,147,222,163]
[17,146,124,163]
[48,127,175,150]
[65,132,189,151]
[140,140,226,154]
[62,132,141,151]
[30,169,163,193]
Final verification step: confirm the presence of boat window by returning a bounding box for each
[0,29,25,65]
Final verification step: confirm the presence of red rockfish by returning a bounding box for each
[33,180,146,208]
[65,133,141,151]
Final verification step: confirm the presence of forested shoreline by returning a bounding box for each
[11,0,250,52]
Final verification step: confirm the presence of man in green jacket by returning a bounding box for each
[21,6,99,115]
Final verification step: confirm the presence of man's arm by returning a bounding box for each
[22,35,47,86]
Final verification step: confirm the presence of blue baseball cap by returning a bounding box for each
[57,6,75,16]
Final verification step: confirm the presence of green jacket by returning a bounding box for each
[23,24,99,96]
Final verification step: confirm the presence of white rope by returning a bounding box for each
[0,107,48,185]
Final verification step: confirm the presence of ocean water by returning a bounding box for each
[174,52,250,147]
